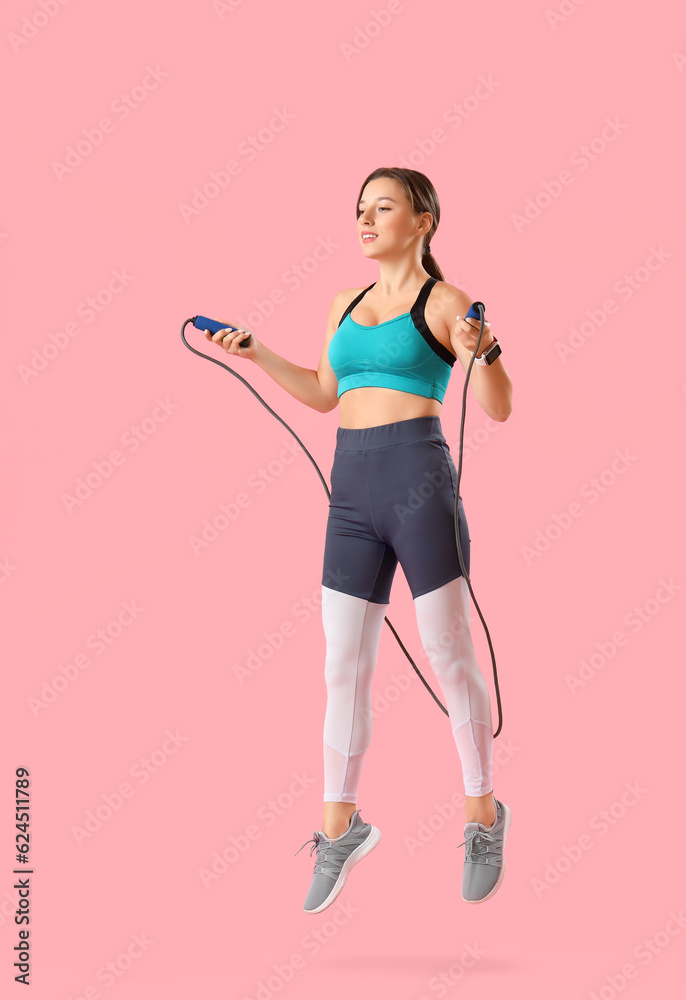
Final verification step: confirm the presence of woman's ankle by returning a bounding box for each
[322,802,356,839]
[322,826,348,840]
[464,791,496,827]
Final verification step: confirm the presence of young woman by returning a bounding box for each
[205,167,513,912]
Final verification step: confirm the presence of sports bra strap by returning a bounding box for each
[327,274,454,402]
[337,283,376,328]
[410,277,454,367]
[414,275,439,310]
[337,277,438,329]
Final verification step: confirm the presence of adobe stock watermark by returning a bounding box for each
[511,116,628,234]
[195,235,340,352]
[340,0,413,61]
[0,881,26,929]
[225,234,341,331]
[521,448,638,566]
[414,944,487,1000]
[240,900,358,1000]
[555,246,671,361]
[17,268,134,384]
[198,771,316,888]
[361,592,491,728]
[9,0,73,54]
[404,738,522,856]
[360,651,472,732]
[0,558,17,584]
[545,0,596,31]
[71,730,189,846]
[393,450,457,525]
[64,931,153,1000]
[588,908,686,1000]
[358,328,503,460]
[531,780,647,898]
[359,664,420,728]
[233,568,350,684]
[52,67,168,180]
[178,107,295,222]
[566,577,680,694]
[214,0,246,17]
[188,437,304,555]
[62,397,178,513]
[27,600,144,717]
[416,596,478,672]
[396,76,502,170]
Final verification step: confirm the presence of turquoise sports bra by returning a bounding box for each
[328,276,456,403]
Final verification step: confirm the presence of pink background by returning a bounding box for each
[3,0,685,996]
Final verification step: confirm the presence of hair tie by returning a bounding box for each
[423,243,432,254]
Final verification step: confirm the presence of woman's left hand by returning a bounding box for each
[450,314,494,359]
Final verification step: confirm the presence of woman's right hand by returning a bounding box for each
[203,323,259,362]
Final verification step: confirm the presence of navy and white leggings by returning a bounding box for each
[320,415,493,802]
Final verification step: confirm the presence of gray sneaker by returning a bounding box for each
[457,794,512,903]
[294,809,381,914]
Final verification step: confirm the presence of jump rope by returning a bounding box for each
[181,299,503,739]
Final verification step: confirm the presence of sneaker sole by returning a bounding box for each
[462,802,512,904]
[303,826,382,914]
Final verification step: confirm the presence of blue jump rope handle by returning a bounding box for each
[466,301,485,321]
[466,301,487,352]
[193,315,252,348]
[194,301,484,352]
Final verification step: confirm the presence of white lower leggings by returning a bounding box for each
[321,574,493,802]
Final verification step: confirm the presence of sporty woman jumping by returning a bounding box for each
[205,167,513,912]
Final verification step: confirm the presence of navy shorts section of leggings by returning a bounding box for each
[321,415,471,603]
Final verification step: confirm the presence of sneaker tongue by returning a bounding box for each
[464,822,484,833]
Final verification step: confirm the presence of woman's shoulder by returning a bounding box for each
[322,286,369,337]
[425,281,478,365]
[430,280,473,313]
[330,285,369,318]
[428,280,477,328]
[334,285,370,304]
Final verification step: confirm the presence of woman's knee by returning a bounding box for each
[324,648,376,691]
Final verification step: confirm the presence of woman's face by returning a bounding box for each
[357,178,430,257]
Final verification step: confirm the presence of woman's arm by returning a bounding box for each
[436,282,513,422]
[468,347,513,423]
[252,342,331,412]
[250,290,353,413]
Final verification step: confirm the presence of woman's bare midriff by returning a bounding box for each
[338,386,442,429]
